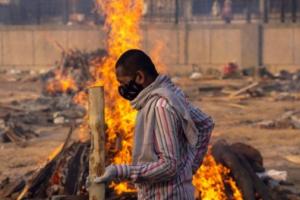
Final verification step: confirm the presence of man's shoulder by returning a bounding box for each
[154,97,170,108]
[153,97,177,116]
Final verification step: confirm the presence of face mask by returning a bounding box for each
[118,79,144,101]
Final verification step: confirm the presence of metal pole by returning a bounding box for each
[260,0,268,23]
[184,0,192,22]
[280,0,285,23]
[292,0,297,23]
[246,0,251,23]
[175,0,179,24]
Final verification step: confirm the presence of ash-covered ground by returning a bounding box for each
[0,70,299,195]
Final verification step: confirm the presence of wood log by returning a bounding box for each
[14,126,74,200]
[230,143,264,172]
[65,143,85,194]
[51,195,88,200]
[3,129,26,147]
[235,152,272,200]
[0,179,25,198]
[88,86,105,200]
[212,140,272,200]
[212,140,256,200]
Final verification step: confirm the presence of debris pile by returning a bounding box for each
[211,141,300,200]
[0,114,39,147]
[1,139,300,200]
[0,127,135,200]
[41,49,106,96]
[0,49,106,145]
[0,56,299,199]
[225,69,300,99]
[258,70,300,95]
[257,110,300,130]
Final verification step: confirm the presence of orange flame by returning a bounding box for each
[45,0,244,198]
[89,0,144,193]
[47,143,64,161]
[92,0,244,196]
[46,70,78,95]
[193,152,243,200]
[150,41,168,74]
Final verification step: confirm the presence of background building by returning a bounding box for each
[0,0,299,73]
[0,0,299,25]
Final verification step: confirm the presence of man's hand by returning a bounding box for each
[93,165,118,184]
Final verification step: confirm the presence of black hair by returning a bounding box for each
[115,49,158,77]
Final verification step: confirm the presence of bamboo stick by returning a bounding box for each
[88,86,105,200]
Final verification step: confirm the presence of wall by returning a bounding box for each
[0,24,299,74]
[143,23,257,74]
[0,26,106,69]
[263,24,300,72]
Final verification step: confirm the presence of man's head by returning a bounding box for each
[115,49,159,100]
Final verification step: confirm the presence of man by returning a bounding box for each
[222,0,233,23]
[211,0,221,17]
[92,49,214,199]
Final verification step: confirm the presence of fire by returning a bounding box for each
[150,41,168,74]
[47,143,64,161]
[91,0,244,195]
[193,152,243,200]
[43,0,244,198]
[73,90,88,107]
[46,69,78,95]
[88,0,144,193]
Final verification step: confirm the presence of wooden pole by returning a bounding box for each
[88,86,105,200]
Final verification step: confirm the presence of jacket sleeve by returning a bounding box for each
[189,105,214,173]
[113,98,180,183]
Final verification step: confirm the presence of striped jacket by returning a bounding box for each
[115,77,214,199]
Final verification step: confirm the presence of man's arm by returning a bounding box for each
[114,98,180,183]
[189,106,214,173]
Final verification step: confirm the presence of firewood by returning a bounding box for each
[230,143,264,172]
[15,126,74,200]
[64,143,86,194]
[212,140,256,200]
[212,140,272,200]
[236,152,272,200]
[3,129,27,147]
[0,113,42,146]
[0,178,25,198]
[51,195,88,200]
[88,86,105,200]
[41,49,106,96]
[229,82,259,98]
[0,177,10,190]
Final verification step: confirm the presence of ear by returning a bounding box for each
[135,70,145,85]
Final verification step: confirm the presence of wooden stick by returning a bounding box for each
[229,82,259,98]
[88,86,105,200]
[15,126,75,200]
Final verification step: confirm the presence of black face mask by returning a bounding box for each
[118,79,144,101]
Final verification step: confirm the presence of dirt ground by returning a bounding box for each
[0,73,299,193]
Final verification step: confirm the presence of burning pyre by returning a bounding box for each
[43,0,244,199]
[1,0,248,199]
